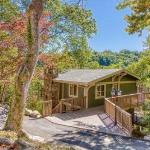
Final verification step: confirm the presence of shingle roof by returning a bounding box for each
[54,69,122,84]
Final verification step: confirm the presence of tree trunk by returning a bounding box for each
[5,0,43,134]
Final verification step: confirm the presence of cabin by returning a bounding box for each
[42,68,150,134]
[53,69,139,109]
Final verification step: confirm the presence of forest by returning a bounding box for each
[0,0,150,149]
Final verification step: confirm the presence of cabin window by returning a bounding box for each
[69,84,78,97]
[95,84,106,99]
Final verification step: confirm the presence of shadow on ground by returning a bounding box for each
[52,130,150,150]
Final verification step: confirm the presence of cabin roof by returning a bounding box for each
[53,69,139,85]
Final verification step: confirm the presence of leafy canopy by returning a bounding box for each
[117,0,150,34]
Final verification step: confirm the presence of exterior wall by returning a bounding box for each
[78,86,84,98]
[64,83,69,98]
[59,83,84,99]
[106,84,112,97]
[88,74,138,108]
[59,83,62,99]
[121,74,137,81]
[120,83,137,95]
[88,86,104,108]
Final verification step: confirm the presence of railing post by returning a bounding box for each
[49,100,52,116]
[60,100,63,113]
[114,104,117,125]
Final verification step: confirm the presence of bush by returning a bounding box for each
[132,125,145,138]
[26,98,43,114]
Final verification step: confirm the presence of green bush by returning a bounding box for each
[26,98,43,114]
[132,125,145,138]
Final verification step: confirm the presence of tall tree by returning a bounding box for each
[5,0,44,133]
[0,0,96,134]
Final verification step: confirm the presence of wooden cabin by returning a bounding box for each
[53,69,139,109]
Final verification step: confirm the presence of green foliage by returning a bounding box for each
[0,0,18,22]
[26,71,43,113]
[132,125,145,138]
[117,0,150,34]
[128,50,150,87]
[144,35,150,50]
[26,98,43,114]
[44,0,96,51]
[27,17,33,49]
[57,49,78,72]
[141,101,150,133]
[93,49,140,68]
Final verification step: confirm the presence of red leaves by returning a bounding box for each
[38,53,56,68]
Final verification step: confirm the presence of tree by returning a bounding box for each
[92,49,140,68]
[144,35,150,50]
[128,50,150,87]
[67,36,99,69]
[0,0,96,134]
[117,0,150,34]
[4,0,44,134]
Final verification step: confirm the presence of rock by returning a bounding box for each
[30,110,41,118]
[144,135,150,140]
[25,108,33,116]
[25,108,41,119]
[30,136,45,143]
[36,114,42,119]
[15,139,34,150]
[0,137,14,145]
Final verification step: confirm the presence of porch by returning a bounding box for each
[42,92,150,135]
[46,106,126,136]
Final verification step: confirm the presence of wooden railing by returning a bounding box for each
[105,92,150,134]
[108,93,144,109]
[42,100,52,117]
[61,96,86,111]
[50,96,86,115]
[105,99,132,134]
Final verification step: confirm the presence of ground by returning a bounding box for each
[46,106,126,136]
[23,116,150,150]
[1,105,150,150]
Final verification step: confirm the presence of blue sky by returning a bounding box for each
[86,0,147,52]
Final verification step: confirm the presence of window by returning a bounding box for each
[69,84,78,97]
[95,84,106,99]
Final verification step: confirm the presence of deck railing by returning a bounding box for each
[108,93,144,109]
[105,92,150,134]
[105,98,132,134]
[61,96,86,112]
[44,96,87,115]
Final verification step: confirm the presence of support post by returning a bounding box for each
[84,87,89,109]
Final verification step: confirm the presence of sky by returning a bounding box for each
[86,0,147,52]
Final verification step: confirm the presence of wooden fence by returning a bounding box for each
[105,92,150,134]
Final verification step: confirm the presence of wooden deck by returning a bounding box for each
[105,92,150,135]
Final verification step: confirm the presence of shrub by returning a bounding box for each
[26,98,43,114]
[132,125,145,138]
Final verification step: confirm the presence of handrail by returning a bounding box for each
[105,92,149,135]
[106,93,141,99]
